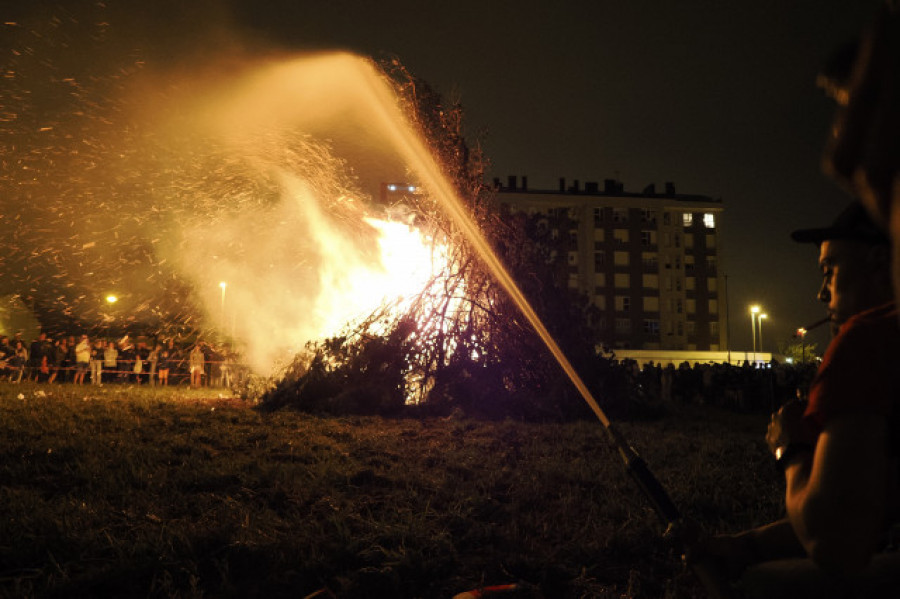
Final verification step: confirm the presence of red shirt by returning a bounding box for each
[804,302,900,434]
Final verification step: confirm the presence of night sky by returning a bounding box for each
[6,0,886,354]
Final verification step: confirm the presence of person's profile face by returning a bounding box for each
[817,239,881,332]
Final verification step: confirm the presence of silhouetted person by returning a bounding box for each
[701,203,900,597]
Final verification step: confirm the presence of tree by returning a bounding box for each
[778,339,819,364]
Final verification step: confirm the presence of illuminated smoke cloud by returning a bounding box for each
[2,6,449,376]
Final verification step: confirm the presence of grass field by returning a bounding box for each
[0,383,784,598]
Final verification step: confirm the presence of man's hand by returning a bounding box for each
[766,399,817,458]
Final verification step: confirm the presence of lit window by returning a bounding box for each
[593,295,606,310]
[704,213,716,228]
[708,277,717,292]
[568,273,579,288]
[643,296,659,311]
[683,213,693,227]
[614,273,631,288]
[686,299,697,314]
[613,229,629,243]
[684,234,694,248]
[595,273,606,287]
[642,274,659,289]
[614,251,630,266]
[686,321,696,335]
[615,295,630,311]
[594,229,605,242]
[685,276,695,291]
[709,299,719,314]
[706,234,716,248]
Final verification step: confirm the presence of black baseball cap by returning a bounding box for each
[790,202,889,245]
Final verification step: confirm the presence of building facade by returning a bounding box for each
[494,176,727,352]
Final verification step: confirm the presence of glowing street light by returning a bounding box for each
[106,294,118,305]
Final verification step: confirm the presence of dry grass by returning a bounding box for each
[0,383,782,598]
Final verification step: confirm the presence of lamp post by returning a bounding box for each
[750,305,760,363]
[758,313,768,360]
[105,294,118,339]
[797,327,807,363]
[219,282,227,330]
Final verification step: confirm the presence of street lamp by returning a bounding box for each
[750,305,760,362]
[758,313,768,358]
[105,294,118,338]
[797,327,807,363]
[219,281,227,328]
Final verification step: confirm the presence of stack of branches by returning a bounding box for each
[262,62,610,421]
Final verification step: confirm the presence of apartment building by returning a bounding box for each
[493,176,727,351]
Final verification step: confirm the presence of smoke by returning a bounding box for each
[2,5,440,375]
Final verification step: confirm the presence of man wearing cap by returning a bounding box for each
[701,202,900,597]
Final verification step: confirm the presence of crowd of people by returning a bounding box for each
[0,332,241,388]
[603,357,818,414]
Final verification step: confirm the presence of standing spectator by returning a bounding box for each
[189,342,205,388]
[104,340,119,383]
[90,339,104,385]
[28,332,48,382]
[73,334,91,385]
[47,338,65,384]
[135,341,151,385]
[207,343,223,387]
[118,336,135,383]
[157,339,173,386]
[64,335,77,382]
[147,343,160,386]
[10,340,27,383]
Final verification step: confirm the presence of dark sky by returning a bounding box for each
[8,0,885,352]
